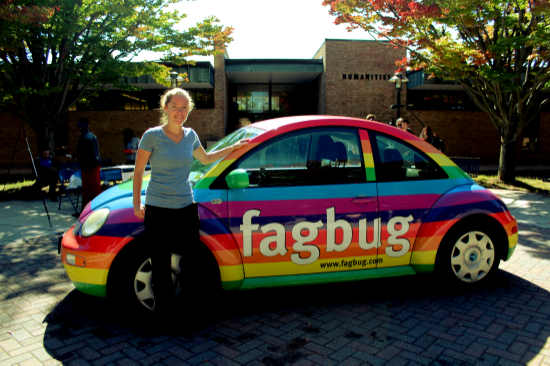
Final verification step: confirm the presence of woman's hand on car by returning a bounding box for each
[134,203,145,220]
[232,138,250,150]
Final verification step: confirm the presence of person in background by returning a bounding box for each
[122,128,140,164]
[32,149,60,202]
[73,117,101,214]
[132,88,249,312]
[366,114,376,121]
[420,125,444,152]
[387,118,395,127]
[396,118,403,130]
[401,119,413,134]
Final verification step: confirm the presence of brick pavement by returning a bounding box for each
[0,223,549,365]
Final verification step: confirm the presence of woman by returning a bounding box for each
[122,128,140,164]
[132,88,248,311]
[419,125,432,142]
[419,125,441,151]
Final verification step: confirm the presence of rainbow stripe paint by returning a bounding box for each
[61,116,518,297]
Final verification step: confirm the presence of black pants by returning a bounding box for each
[144,203,200,310]
[32,167,58,198]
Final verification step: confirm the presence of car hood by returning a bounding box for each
[89,180,144,211]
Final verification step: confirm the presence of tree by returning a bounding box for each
[323,0,550,182]
[0,0,233,153]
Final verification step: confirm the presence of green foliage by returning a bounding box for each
[323,0,550,182]
[0,0,233,151]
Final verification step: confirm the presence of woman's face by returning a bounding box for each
[164,94,190,126]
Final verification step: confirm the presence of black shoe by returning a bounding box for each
[72,212,81,218]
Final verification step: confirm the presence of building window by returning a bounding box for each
[407,91,480,111]
[123,93,148,110]
[188,89,214,109]
[237,85,269,113]
[521,117,540,154]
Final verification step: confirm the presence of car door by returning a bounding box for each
[369,131,450,268]
[225,127,379,281]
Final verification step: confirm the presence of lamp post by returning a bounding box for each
[388,72,409,120]
[164,71,182,88]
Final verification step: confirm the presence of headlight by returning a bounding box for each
[81,208,110,237]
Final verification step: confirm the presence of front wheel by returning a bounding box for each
[108,240,221,314]
[436,224,501,285]
[133,253,184,311]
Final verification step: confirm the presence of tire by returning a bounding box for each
[108,240,220,314]
[436,220,502,286]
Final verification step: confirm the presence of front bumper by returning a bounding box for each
[59,226,113,297]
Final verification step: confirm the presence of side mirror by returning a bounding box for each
[225,169,249,189]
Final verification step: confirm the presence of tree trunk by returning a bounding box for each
[498,140,517,183]
[32,120,55,156]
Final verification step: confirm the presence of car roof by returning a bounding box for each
[248,115,428,147]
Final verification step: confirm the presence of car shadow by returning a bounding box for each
[42,269,549,365]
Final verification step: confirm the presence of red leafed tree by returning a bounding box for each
[323,0,550,182]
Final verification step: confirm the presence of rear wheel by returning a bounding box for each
[436,221,502,285]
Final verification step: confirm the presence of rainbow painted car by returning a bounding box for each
[60,116,518,311]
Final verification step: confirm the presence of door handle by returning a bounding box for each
[351,197,376,204]
[211,199,223,205]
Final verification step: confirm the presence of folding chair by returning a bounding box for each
[58,169,81,214]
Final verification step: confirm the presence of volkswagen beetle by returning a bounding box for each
[60,116,518,311]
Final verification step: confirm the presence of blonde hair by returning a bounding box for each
[366,114,376,121]
[159,88,195,125]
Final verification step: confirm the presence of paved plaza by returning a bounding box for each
[0,190,549,365]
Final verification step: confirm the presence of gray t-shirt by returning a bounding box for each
[139,126,201,209]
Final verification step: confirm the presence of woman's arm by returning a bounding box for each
[133,148,151,219]
[193,139,249,165]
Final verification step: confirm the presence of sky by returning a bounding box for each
[134,0,375,63]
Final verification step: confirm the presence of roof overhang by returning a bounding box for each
[225,59,323,84]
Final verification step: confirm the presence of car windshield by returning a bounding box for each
[190,126,264,185]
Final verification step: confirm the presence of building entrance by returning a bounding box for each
[229,83,318,131]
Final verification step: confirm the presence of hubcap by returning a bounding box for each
[133,253,183,311]
[450,231,495,283]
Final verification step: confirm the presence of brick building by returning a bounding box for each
[1,39,548,169]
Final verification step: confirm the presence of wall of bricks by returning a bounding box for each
[0,113,39,169]
[323,40,406,122]
[0,108,219,168]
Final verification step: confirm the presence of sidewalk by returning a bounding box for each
[491,189,550,229]
[0,196,79,245]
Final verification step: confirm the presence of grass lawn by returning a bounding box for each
[473,173,550,195]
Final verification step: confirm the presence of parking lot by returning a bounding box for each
[0,190,549,365]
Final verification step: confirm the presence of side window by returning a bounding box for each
[372,132,447,182]
[235,128,365,187]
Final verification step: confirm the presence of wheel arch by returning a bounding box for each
[410,185,514,273]
[197,205,245,290]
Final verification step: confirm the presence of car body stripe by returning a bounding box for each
[228,198,379,217]
[219,264,245,283]
[71,281,107,297]
[223,181,467,202]
[240,265,416,289]
[243,254,379,277]
[410,250,438,266]
[63,264,109,285]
